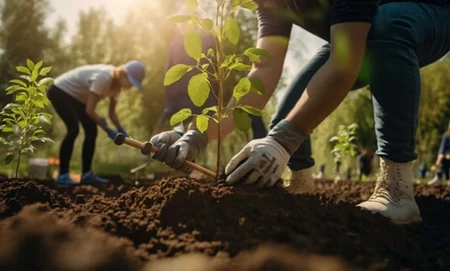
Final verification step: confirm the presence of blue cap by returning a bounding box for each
[124,60,146,90]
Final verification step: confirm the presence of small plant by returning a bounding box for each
[163,0,270,179]
[0,59,54,178]
[329,123,359,179]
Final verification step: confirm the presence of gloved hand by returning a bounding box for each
[225,119,307,188]
[106,128,118,140]
[150,129,208,173]
[118,126,128,137]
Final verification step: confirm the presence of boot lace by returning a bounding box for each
[370,161,411,205]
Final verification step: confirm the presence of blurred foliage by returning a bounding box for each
[0,0,449,179]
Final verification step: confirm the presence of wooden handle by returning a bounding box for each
[114,134,217,178]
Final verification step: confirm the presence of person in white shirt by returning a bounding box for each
[47,60,146,185]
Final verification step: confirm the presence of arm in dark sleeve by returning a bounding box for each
[438,133,448,155]
[256,0,293,38]
[331,0,378,25]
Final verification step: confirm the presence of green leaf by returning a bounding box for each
[15,93,27,102]
[229,62,252,72]
[207,48,215,57]
[233,77,251,101]
[183,28,202,62]
[233,109,251,132]
[164,64,193,86]
[6,85,26,94]
[27,59,35,71]
[239,105,262,116]
[1,126,13,132]
[35,60,43,71]
[243,47,271,62]
[202,106,218,115]
[188,73,210,107]
[170,108,192,126]
[38,115,51,124]
[241,0,258,10]
[39,66,52,76]
[13,125,21,136]
[200,19,213,31]
[167,15,191,23]
[40,137,54,143]
[222,55,236,68]
[20,75,32,82]
[31,69,39,81]
[187,0,198,11]
[196,115,209,133]
[38,77,53,86]
[224,18,240,45]
[17,66,31,75]
[33,129,45,136]
[249,77,265,94]
[201,64,210,70]
[9,79,27,87]
[5,152,14,164]
[329,136,339,142]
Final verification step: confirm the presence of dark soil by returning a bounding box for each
[0,177,449,271]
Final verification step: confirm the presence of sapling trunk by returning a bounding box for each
[15,151,22,179]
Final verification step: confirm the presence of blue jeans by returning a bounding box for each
[270,2,450,171]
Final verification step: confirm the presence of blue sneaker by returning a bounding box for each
[80,171,109,185]
[55,173,77,185]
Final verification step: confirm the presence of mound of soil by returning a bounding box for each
[0,177,450,270]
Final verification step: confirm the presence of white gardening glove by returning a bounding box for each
[150,129,208,173]
[225,119,307,188]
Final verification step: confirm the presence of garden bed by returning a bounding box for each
[0,177,449,270]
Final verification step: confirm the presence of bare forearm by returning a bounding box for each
[109,113,121,129]
[285,59,357,134]
[87,111,108,131]
[436,154,444,165]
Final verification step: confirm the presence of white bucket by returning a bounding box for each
[28,158,49,179]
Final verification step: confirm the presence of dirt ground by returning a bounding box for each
[0,177,449,271]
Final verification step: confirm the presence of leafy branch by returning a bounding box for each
[164,0,271,178]
[0,59,54,178]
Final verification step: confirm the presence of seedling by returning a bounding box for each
[0,60,54,178]
[164,0,270,179]
[329,123,359,179]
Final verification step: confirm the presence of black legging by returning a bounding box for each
[438,158,450,181]
[47,85,97,175]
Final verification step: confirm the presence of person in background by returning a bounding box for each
[151,0,450,224]
[357,148,374,181]
[428,121,450,186]
[153,23,267,139]
[47,61,146,185]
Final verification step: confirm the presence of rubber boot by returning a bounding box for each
[357,157,422,224]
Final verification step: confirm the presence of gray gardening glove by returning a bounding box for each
[225,120,307,188]
[150,129,208,173]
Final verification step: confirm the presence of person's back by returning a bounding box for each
[54,64,117,104]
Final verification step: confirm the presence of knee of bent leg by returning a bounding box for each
[84,126,98,141]
[66,125,80,139]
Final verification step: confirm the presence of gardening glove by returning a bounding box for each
[225,120,307,188]
[118,126,128,137]
[106,128,118,140]
[150,129,208,173]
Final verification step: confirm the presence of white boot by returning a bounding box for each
[357,157,422,224]
[282,167,315,194]
[427,175,440,186]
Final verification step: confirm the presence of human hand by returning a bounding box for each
[225,137,290,188]
[118,126,128,137]
[150,130,208,173]
[106,128,118,140]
